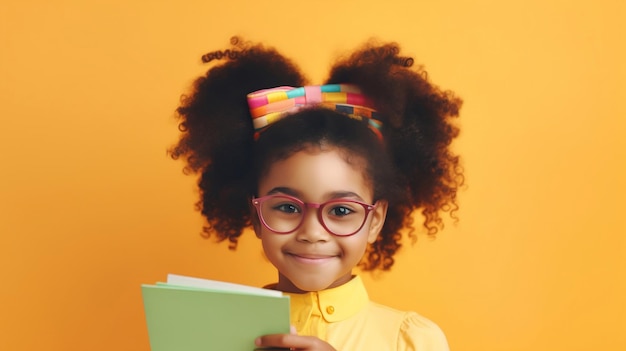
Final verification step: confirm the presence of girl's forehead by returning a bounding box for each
[267,146,369,174]
[258,147,374,200]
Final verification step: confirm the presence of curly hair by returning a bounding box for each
[169,37,463,271]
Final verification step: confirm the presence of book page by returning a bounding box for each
[166,274,283,297]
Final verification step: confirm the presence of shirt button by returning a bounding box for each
[326,306,335,314]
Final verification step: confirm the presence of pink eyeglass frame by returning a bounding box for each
[251,194,378,236]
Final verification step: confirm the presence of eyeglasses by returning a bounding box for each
[251,194,377,236]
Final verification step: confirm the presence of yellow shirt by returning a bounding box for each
[282,276,450,351]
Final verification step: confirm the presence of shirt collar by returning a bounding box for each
[284,276,369,323]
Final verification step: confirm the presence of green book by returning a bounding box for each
[142,274,291,351]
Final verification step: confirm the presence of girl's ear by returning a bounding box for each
[250,204,262,238]
[367,200,388,244]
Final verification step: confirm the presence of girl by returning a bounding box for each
[170,37,462,351]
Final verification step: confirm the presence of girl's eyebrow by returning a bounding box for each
[327,191,366,201]
[267,187,301,197]
[266,187,365,202]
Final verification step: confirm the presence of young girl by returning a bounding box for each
[170,37,462,351]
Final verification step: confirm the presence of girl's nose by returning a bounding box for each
[295,208,331,243]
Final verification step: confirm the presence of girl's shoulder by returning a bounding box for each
[367,302,450,351]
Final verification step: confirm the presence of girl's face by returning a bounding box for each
[254,147,388,293]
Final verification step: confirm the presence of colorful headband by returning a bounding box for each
[247,84,383,140]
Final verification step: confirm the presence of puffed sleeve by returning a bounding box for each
[397,312,450,351]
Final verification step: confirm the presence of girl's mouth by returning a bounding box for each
[286,252,337,264]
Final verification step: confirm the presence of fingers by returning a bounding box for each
[255,333,297,348]
[255,334,335,350]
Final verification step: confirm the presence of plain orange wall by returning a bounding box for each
[1,1,624,350]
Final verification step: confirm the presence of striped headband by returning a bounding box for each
[247,84,383,140]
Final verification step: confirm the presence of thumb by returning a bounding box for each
[290,325,298,335]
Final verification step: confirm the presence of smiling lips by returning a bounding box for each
[286,252,338,264]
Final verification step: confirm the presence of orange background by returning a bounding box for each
[1,1,624,350]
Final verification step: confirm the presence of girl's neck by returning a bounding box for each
[274,272,355,294]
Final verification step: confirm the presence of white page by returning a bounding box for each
[166,274,283,297]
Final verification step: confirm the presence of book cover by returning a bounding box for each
[142,274,290,351]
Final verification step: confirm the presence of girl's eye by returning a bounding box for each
[273,203,301,214]
[328,205,354,217]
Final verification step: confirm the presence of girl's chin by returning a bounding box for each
[287,254,337,265]
[279,275,352,293]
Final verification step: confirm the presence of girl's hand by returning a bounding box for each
[255,327,337,351]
